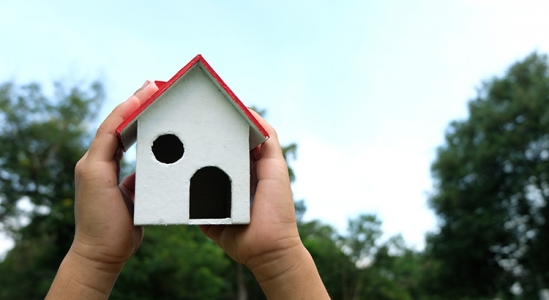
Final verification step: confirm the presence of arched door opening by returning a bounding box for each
[189,166,231,219]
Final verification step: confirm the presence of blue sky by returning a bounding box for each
[1,1,549,253]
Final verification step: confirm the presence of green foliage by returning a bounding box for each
[343,214,382,263]
[0,81,103,230]
[113,226,232,299]
[368,236,422,300]
[0,80,104,298]
[299,212,421,300]
[425,52,549,298]
[0,80,424,299]
[300,219,349,297]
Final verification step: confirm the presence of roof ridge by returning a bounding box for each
[115,54,269,151]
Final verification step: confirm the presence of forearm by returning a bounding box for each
[250,243,330,300]
[46,248,124,299]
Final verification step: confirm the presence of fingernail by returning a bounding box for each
[134,80,150,95]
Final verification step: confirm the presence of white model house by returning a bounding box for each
[116,54,269,225]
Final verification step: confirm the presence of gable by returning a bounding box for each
[116,54,269,151]
[133,68,252,225]
[137,65,251,146]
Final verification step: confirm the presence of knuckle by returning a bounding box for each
[74,157,87,179]
[95,124,108,138]
[267,126,278,139]
[74,161,83,177]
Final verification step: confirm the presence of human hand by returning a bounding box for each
[47,81,158,299]
[200,112,300,266]
[71,81,158,267]
[200,113,329,299]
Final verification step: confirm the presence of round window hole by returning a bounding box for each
[152,134,184,164]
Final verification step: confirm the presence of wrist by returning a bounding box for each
[68,243,126,277]
[248,241,330,299]
[70,237,129,272]
[247,238,305,283]
[46,247,124,299]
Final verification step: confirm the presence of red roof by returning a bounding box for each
[116,54,269,151]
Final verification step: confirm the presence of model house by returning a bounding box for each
[116,54,269,225]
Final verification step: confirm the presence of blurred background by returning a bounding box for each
[1,1,549,299]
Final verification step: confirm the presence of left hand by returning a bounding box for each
[71,81,157,269]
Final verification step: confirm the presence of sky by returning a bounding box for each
[1,0,549,254]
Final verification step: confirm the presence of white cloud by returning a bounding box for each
[293,132,436,249]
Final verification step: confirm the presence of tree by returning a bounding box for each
[341,214,382,299]
[0,80,104,298]
[112,226,233,299]
[299,218,351,299]
[340,215,421,300]
[0,85,303,299]
[0,79,423,299]
[425,52,549,298]
[298,212,421,300]
[369,235,422,300]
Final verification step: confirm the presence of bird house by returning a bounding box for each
[116,55,268,225]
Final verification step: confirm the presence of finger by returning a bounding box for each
[88,81,158,162]
[249,110,284,161]
[249,110,277,140]
[120,173,137,219]
[248,112,291,200]
[120,172,136,198]
[199,225,223,245]
[251,144,262,161]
